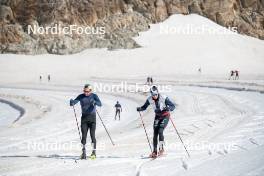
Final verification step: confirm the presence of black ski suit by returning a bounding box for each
[115,103,122,120]
[138,94,175,152]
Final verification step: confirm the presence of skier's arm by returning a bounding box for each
[165,97,175,111]
[70,94,82,106]
[93,94,102,107]
[137,100,150,111]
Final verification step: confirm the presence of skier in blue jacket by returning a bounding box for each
[70,84,102,159]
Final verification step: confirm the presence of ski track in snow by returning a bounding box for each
[0,81,264,176]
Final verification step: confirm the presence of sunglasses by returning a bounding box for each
[84,90,91,93]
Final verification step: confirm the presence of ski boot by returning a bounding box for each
[158,141,165,156]
[80,147,87,160]
[158,149,165,156]
[149,151,158,158]
[89,150,96,160]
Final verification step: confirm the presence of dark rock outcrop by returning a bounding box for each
[0,0,263,54]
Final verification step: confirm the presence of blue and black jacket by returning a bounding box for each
[71,93,102,116]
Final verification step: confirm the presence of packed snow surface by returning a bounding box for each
[0,14,264,176]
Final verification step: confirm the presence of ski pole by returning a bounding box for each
[169,116,190,158]
[72,106,82,142]
[139,112,153,153]
[96,109,115,146]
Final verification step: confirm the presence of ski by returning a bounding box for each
[141,153,167,160]
[79,154,96,160]
[76,156,96,161]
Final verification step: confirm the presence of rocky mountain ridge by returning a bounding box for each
[0,0,263,54]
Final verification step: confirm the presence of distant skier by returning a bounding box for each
[198,67,202,74]
[137,85,175,158]
[70,84,102,159]
[229,70,235,80]
[48,75,51,82]
[146,77,150,85]
[146,77,153,85]
[235,70,239,80]
[114,101,122,121]
[150,77,153,84]
[39,75,42,82]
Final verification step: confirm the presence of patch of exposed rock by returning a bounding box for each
[0,0,263,54]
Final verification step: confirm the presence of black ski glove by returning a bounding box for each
[137,107,142,112]
[70,99,75,106]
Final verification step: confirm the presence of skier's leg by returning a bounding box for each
[158,127,165,151]
[80,120,88,159]
[153,119,159,152]
[118,110,120,120]
[115,110,117,120]
[89,122,97,155]
[81,121,89,146]
[158,118,169,140]
[158,118,169,152]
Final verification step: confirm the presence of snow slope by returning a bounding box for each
[0,14,263,84]
[0,14,264,176]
